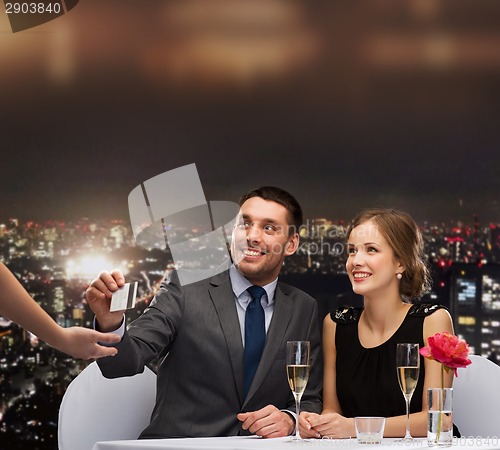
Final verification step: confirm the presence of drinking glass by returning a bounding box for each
[427,387,453,447]
[396,343,420,441]
[286,341,310,442]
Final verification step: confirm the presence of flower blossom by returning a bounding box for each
[420,331,472,376]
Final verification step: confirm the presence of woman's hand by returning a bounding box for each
[303,411,355,439]
[56,327,121,359]
[299,412,321,438]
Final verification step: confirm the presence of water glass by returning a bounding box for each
[427,388,453,447]
[354,417,386,444]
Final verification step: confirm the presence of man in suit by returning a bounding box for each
[86,186,322,439]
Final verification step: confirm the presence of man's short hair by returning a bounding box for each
[239,186,303,234]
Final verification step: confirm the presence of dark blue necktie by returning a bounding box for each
[243,285,266,398]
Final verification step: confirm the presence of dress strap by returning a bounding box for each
[330,306,362,324]
[408,303,449,318]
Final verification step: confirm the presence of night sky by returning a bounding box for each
[2,1,500,224]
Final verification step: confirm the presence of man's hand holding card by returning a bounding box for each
[86,270,137,332]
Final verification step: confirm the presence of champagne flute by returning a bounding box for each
[396,343,420,441]
[286,341,310,442]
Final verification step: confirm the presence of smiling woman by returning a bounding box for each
[299,208,457,440]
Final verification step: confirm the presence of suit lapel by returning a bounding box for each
[208,271,245,405]
[243,282,293,404]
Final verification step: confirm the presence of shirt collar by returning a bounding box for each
[229,264,277,306]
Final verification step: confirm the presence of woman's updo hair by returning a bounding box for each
[347,208,431,301]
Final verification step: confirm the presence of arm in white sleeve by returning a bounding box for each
[93,315,125,341]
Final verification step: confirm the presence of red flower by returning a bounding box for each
[420,331,472,376]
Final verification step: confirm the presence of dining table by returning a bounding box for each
[92,436,500,450]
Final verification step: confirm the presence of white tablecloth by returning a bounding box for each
[92,436,500,450]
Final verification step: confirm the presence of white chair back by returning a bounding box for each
[453,354,500,437]
[58,361,156,450]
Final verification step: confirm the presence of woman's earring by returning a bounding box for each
[396,273,402,280]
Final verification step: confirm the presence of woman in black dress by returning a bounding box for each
[299,209,455,438]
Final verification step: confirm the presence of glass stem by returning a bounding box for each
[404,397,411,439]
[295,396,301,439]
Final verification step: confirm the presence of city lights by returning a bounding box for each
[1,215,500,448]
[65,255,128,281]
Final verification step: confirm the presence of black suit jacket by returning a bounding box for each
[98,269,322,438]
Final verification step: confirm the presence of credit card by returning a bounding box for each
[110,282,138,312]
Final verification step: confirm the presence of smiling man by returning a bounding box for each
[231,191,301,286]
[86,186,322,439]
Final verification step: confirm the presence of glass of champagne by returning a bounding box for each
[286,341,310,442]
[396,343,420,442]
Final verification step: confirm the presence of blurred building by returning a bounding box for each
[449,263,500,358]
